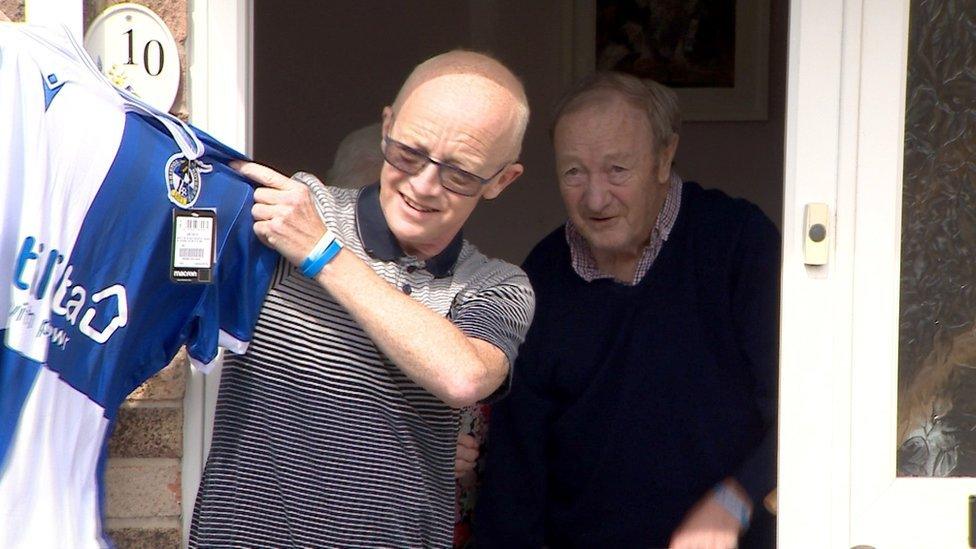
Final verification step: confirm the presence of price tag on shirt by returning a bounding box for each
[171,209,216,283]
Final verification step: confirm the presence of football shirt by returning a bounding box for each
[0,24,277,547]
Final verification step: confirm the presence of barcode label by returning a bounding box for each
[172,210,216,271]
[180,249,205,259]
[180,218,211,231]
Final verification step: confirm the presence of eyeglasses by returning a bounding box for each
[381,135,509,197]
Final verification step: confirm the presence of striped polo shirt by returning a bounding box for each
[190,179,535,548]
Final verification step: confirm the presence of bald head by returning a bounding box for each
[392,50,530,158]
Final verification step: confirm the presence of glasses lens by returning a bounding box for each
[385,140,427,175]
[439,166,481,196]
[384,137,489,197]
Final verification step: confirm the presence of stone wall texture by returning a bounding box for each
[0,0,25,22]
[103,352,188,548]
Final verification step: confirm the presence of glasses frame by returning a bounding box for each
[381,135,509,197]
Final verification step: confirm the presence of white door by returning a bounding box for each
[780,0,976,547]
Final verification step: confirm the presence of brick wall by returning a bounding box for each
[103,353,188,547]
[0,0,24,22]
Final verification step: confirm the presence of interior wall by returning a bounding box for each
[676,0,787,227]
[254,0,787,264]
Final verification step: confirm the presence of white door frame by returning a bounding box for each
[183,0,253,544]
[779,0,861,544]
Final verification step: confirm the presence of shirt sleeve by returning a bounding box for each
[451,266,535,368]
[185,186,278,372]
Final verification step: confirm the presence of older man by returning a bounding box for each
[477,72,779,548]
[189,51,535,548]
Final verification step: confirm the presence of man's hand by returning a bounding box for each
[236,161,327,266]
[455,433,480,480]
[669,480,749,549]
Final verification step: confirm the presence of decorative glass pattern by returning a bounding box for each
[897,0,976,477]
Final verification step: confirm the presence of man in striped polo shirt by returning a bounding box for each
[189,51,535,548]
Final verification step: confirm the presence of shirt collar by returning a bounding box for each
[355,182,463,278]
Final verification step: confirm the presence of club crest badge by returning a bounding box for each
[165,153,212,208]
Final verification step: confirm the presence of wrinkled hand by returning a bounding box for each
[669,485,746,549]
[235,161,327,266]
[455,433,480,480]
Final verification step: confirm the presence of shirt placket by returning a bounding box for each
[397,257,426,298]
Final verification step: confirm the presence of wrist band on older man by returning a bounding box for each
[713,482,752,530]
[300,229,343,278]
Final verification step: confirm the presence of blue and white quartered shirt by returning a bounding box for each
[0,24,276,547]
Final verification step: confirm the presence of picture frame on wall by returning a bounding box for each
[566,0,770,121]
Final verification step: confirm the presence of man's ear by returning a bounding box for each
[381,106,393,141]
[657,134,680,184]
[482,162,524,200]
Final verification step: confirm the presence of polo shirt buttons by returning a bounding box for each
[402,283,412,295]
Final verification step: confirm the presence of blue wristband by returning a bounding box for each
[300,231,343,278]
[713,483,751,529]
[300,230,334,273]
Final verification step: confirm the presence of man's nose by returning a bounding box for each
[410,162,442,196]
[581,177,612,213]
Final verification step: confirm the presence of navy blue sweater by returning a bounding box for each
[477,182,780,548]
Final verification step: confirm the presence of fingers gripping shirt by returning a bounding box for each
[0,24,277,547]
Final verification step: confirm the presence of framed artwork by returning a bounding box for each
[566,0,770,121]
